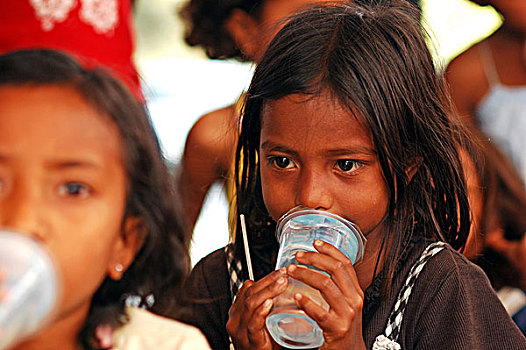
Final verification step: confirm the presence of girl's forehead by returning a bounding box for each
[0,85,125,168]
[262,93,365,127]
[260,93,375,152]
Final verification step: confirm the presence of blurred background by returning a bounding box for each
[133,0,501,265]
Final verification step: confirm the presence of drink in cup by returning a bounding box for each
[265,208,366,349]
[0,230,60,348]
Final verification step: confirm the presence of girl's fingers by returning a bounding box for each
[246,267,287,296]
[288,241,365,319]
[287,264,352,316]
[294,291,360,341]
[229,280,255,318]
[293,292,332,325]
[295,251,357,297]
[292,277,363,343]
[243,273,288,313]
[295,242,363,300]
[227,269,289,347]
[313,240,361,288]
[230,268,286,318]
[246,298,274,346]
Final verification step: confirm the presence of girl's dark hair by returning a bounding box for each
[234,1,473,293]
[178,0,421,61]
[467,131,526,289]
[179,0,264,60]
[0,49,189,349]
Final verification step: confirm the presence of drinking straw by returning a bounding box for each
[240,214,254,280]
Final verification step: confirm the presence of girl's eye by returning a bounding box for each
[336,159,362,172]
[270,156,294,169]
[58,182,91,198]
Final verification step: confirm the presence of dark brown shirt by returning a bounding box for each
[178,238,526,349]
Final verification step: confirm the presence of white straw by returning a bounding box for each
[240,214,254,281]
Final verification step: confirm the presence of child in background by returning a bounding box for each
[177,0,345,235]
[179,2,526,349]
[0,49,210,350]
[446,0,526,184]
[461,131,526,334]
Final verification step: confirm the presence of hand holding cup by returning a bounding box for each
[265,208,366,349]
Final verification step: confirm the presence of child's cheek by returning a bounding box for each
[260,174,288,222]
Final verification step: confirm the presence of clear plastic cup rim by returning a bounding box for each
[275,207,366,263]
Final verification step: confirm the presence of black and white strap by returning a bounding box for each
[226,244,245,350]
[373,241,446,350]
[226,244,244,301]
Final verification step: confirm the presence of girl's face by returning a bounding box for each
[0,85,139,334]
[259,94,389,250]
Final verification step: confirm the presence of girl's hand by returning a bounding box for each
[226,268,288,350]
[287,240,366,350]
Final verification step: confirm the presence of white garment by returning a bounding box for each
[112,307,211,350]
[475,42,526,184]
[498,287,526,317]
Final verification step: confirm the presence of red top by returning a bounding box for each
[0,0,142,101]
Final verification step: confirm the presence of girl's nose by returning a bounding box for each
[294,168,333,210]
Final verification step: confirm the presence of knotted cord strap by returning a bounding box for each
[225,244,245,350]
[373,241,446,349]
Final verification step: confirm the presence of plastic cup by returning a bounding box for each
[265,208,366,349]
[0,230,60,348]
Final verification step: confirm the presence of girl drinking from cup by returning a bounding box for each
[179,1,526,349]
[0,49,210,349]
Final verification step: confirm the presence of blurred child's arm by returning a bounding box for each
[178,106,238,230]
[446,44,490,125]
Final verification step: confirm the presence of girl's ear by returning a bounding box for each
[225,8,261,60]
[107,215,146,280]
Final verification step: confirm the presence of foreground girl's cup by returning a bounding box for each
[0,230,59,348]
[266,208,366,349]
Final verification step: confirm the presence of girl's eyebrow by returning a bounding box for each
[0,156,102,170]
[326,147,376,156]
[261,141,376,157]
[45,160,102,170]
[0,152,103,169]
[260,141,300,158]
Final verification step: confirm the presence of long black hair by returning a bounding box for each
[466,130,526,290]
[234,0,473,293]
[0,49,189,349]
[178,0,421,61]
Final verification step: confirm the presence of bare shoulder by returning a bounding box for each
[181,104,239,178]
[185,104,239,154]
[446,41,490,119]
